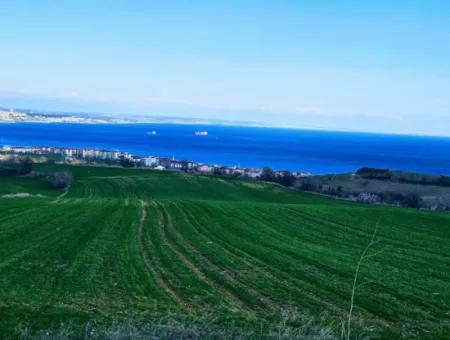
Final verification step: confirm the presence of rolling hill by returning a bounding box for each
[0,165,449,338]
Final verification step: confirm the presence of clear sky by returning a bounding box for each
[1,1,450,136]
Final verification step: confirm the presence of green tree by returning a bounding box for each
[19,157,33,175]
[260,167,275,181]
[180,161,189,173]
[119,156,134,168]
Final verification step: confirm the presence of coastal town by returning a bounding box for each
[0,145,311,179]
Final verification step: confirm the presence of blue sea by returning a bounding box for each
[1,123,450,175]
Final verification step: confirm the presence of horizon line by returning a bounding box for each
[2,104,450,140]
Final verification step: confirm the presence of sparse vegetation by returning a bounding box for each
[296,168,450,210]
[11,311,337,339]
[259,167,297,187]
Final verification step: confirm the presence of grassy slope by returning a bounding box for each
[0,165,449,338]
[0,169,58,197]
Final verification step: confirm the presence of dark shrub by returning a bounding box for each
[52,171,73,189]
[259,167,275,181]
[277,171,296,187]
[213,166,227,176]
[18,157,33,175]
[405,193,423,209]
[180,161,189,173]
[295,179,317,191]
[119,156,134,168]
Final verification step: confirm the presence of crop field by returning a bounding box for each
[0,165,449,338]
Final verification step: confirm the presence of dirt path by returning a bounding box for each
[156,201,276,313]
[154,201,254,313]
[136,200,190,312]
[178,202,347,315]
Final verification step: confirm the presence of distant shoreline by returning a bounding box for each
[1,108,450,139]
[1,122,450,176]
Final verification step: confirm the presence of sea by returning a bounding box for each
[1,123,450,175]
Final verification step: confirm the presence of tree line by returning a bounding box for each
[14,157,73,189]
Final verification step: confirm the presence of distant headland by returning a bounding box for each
[0,106,267,127]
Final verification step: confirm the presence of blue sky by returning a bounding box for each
[1,1,449,135]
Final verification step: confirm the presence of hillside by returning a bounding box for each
[296,168,450,210]
[0,165,449,338]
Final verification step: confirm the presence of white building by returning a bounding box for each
[144,157,159,167]
[246,169,262,178]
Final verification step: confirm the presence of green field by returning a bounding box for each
[1,165,449,338]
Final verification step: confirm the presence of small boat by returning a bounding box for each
[147,130,157,135]
[195,130,208,136]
